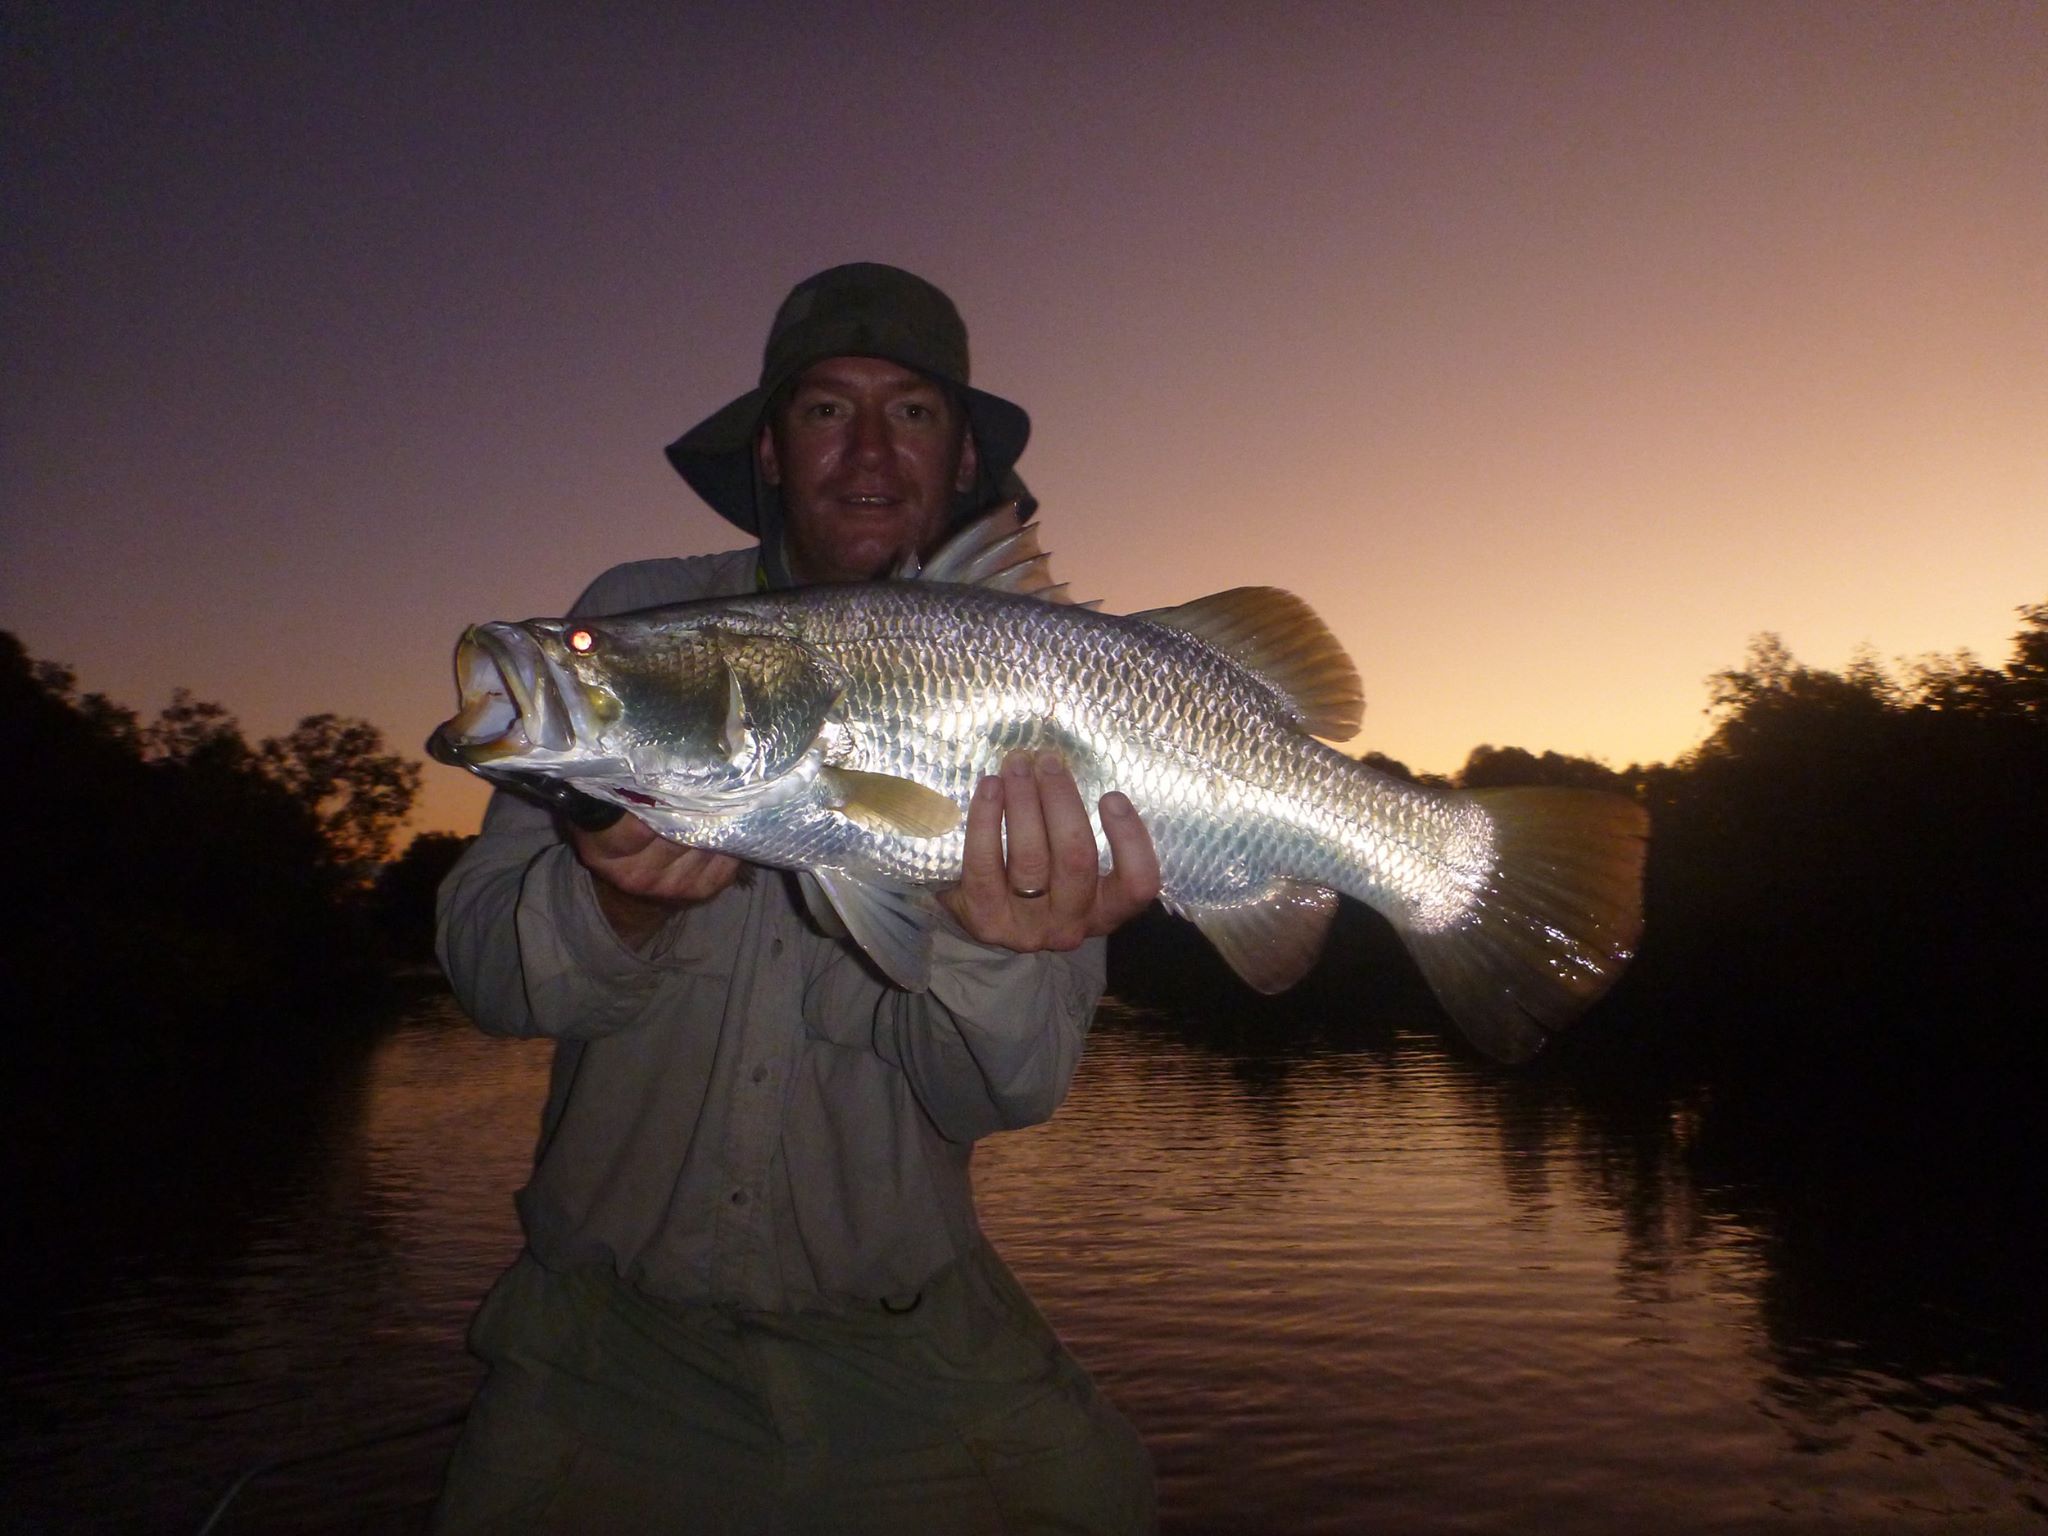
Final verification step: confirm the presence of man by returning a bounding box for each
[432,263,1160,1534]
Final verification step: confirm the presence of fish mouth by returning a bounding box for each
[428,622,600,774]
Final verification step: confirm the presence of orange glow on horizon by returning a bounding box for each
[5,6,2042,844]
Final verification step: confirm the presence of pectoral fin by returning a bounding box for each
[810,867,940,991]
[821,767,962,838]
[1175,879,1340,994]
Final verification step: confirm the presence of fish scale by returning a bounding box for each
[776,583,1444,919]
[432,508,1647,1062]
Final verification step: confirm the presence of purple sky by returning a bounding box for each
[6,2,2044,838]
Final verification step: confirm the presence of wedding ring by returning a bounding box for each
[1010,885,1049,899]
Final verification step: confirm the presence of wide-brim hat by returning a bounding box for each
[665,262,1032,534]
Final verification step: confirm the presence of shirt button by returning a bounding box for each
[751,1065,769,1084]
[770,938,785,957]
[730,1189,749,1206]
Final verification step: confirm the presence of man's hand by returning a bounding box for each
[570,814,742,950]
[938,750,1161,952]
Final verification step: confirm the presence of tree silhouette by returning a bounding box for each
[371,831,474,963]
[8,595,2044,1085]
[0,633,426,1068]
[1458,743,1627,791]
[260,713,423,876]
[142,687,252,768]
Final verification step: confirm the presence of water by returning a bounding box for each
[8,991,2045,1533]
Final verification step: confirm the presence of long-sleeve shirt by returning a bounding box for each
[436,548,1107,1314]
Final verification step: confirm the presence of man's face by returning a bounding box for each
[757,356,979,584]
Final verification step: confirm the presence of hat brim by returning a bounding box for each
[666,374,1031,535]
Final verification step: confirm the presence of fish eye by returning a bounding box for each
[567,627,597,655]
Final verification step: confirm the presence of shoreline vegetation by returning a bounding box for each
[1117,602,2048,1071]
[6,598,2044,1123]
[2,631,468,1182]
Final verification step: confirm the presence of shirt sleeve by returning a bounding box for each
[434,787,736,1039]
[802,931,1107,1144]
[432,555,747,1040]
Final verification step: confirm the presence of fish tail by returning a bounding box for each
[1396,787,1648,1063]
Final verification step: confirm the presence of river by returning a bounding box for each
[7,988,2045,1533]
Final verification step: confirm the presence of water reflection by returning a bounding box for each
[6,989,2044,1533]
[978,1002,2048,1533]
[6,995,549,1533]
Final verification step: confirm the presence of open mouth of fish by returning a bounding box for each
[427,622,596,772]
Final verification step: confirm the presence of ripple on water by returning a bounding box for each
[8,994,2046,1534]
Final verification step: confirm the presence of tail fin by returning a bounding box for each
[1399,787,1648,1063]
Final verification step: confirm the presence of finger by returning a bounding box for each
[652,849,742,903]
[1093,791,1161,932]
[574,811,661,861]
[956,771,1009,903]
[1034,752,1100,925]
[580,822,724,902]
[937,773,1016,941]
[998,751,1051,900]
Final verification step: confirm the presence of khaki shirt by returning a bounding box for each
[436,550,1106,1313]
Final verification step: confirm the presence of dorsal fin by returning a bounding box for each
[901,505,1084,604]
[1135,587,1364,740]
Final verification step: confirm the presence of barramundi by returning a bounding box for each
[431,508,1647,1061]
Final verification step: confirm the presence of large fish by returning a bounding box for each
[431,509,1647,1062]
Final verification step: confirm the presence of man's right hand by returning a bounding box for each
[570,815,742,949]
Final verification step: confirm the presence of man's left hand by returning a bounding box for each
[938,750,1161,952]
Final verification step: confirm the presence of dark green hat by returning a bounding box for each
[665,262,1033,535]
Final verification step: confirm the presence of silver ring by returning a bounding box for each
[1010,885,1049,900]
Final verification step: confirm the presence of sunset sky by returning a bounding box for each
[6,2,2043,840]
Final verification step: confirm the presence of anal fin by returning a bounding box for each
[1176,879,1340,994]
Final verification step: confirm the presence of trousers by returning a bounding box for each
[429,1242,1155,1535]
